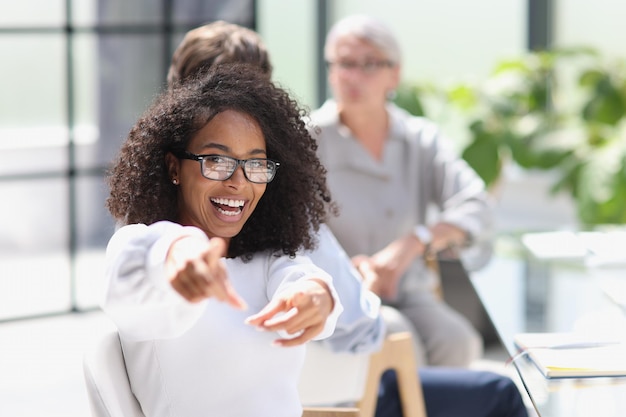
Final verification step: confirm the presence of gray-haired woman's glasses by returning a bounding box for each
[172,150,280,184]
[326,59,394,75]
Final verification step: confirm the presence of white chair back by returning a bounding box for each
[298,342,370,406]
[83,330,145,417]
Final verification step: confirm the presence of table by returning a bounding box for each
[470,233,626,417]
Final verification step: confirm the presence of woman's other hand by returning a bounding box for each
[245,279,334,347]
[166,236,247,310]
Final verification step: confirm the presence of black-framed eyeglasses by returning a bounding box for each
[326,60,395,75]
[171,149,280,184]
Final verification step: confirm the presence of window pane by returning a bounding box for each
[1,0,256,321]
[76,175,113,249]
[0,147,68,178]
[0,35,68,175]
[172,0,254,26]
[73,0,162,26]
[73,34,98,149]
[71,0,97,26]
[555,0,626,58]
[75,33,165,169]
[0,35,65,126]
[74,175,113,310]
[0,178,71,320]
[0,1,65,27]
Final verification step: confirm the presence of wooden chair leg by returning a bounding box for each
[302,407,360,417]
[357,332,428,417]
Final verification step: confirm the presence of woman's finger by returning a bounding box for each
[262,293,321,333]
[201,238,247,309]
[273,325,322,347]
[245,298,289,326]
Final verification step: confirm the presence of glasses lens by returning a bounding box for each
[200,155,276,183]
[329,60,391,74]
[362,61,383,74]
[202,155,237,180]
[244,159,276,183]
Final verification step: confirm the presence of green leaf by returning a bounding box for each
[394,84,426,116]
[550,160,582,197]
[579,69,605,88]
[575,146,626,224]
[493,59,529,75]
[509,139,571,169]
[461,133,501,187]
[447,84,477,111]
[582,90,625,125]
[528,79,551,112]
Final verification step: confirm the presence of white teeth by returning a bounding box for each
[211,197,244,207]
[216,206,242,216]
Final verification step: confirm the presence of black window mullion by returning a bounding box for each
[162,0,174,85]
[527,0,553,51]
[65,0,79,312]
[315,0,329,108]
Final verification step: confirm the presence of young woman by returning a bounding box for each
[103,64,342,417]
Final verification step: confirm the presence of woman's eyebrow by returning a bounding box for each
[200,142,267,156]
[200,142,229,152]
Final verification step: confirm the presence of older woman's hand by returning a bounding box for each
[352,232,424,300]
[245,279,334,347]
[354,256,396,300]
[166,236,248,309]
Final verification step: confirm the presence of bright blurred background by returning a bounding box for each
[3,0,625,322]
[1,1,626,415]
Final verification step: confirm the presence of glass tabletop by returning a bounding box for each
[471,233,626,417]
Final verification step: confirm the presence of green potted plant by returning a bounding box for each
[395,47,626,225]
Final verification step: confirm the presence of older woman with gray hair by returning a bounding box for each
[310,14,494,368]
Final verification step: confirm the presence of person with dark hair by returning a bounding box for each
[102,64,343,417]
[167,20,272,85]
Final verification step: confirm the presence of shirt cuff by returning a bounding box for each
[145,222,210,293]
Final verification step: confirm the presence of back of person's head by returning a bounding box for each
[324,14,402,65]
[167,20,272,86]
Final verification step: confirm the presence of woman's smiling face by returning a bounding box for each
[167,109,268,241]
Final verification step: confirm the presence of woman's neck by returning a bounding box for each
[339,104,389,161]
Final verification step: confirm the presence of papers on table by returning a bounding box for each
[513,332,626,379]
[521,231,588,259]
[521,230,626,266]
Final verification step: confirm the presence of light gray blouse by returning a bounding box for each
[309,100,494,286]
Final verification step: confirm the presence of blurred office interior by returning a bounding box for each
[1,0,625,415]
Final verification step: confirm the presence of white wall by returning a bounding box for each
[331,0,527,85]
[555,0,626,60]
[257,0,527,108]
[256,0,319,108]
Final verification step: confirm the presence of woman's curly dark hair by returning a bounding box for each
[106,64,337,259]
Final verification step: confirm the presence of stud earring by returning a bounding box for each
[172,179,179,185]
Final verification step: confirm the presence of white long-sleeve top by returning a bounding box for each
[102,221,342,417]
